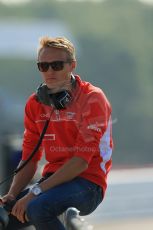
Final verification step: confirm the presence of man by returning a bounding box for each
[1,36,113,230]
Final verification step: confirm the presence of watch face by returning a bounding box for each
[31,185,42,195]
[34,187,41,195]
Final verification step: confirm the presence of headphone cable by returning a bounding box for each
[0,108,54,187]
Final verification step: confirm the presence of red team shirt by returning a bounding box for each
[22,76,113,196]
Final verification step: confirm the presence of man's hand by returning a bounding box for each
[11,193,34,223]
[0,194,16,206]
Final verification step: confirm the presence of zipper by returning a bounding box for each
[55,110,60,120]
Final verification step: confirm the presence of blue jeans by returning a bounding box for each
[6,176,103,230]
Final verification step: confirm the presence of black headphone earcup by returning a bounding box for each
[51,91,72,110]
[36,75,76,109]
[36,84,52,106]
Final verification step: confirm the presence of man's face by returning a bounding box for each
[38,47,76,90]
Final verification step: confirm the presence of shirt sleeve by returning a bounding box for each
[22,96,43,162]
[73,91,112,164]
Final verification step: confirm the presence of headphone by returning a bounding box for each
[0,75,76,188]
[36,75,76,110]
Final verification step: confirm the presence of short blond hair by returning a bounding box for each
[37,36,76,61]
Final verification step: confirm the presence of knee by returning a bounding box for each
[26,199,44,222]
[26,198,56,223]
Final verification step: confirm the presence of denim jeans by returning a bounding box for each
[6,176,103,230]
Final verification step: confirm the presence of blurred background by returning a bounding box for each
[0,0,153,229]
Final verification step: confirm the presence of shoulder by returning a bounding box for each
[26,93,39,107]
[25,93,42,116]
[75,75,111,110]
[76,75,106,96]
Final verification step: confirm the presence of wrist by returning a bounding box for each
[7,193,16,200]
[8,187,21,199]
[26,192,35,200]
[29,183,43,196]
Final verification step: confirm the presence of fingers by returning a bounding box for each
[1,196,8,204]
[12,206,25,223]
[1,194,26,223]
[25,213,29,221]
[11,200,27,223]
[1,194,15,204]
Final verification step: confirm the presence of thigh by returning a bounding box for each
[28,177,103,217]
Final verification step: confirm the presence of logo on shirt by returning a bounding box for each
[87,123,102,132]
[66,112,76,120]
[40,113,50,118]
[44,134,56,141]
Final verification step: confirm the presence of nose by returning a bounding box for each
[48,65,54,72]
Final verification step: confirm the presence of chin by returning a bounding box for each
[45,82,56,89]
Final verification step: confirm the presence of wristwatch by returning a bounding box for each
[30,184,42,196]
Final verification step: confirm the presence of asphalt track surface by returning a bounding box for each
[93,218,153,230]
[85,166,153,230]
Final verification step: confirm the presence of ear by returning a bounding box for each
[71,61,77,71]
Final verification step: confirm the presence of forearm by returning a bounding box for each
[39,156,88,192]
[8,160,38,197]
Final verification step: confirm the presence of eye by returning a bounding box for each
[51,61,64,71]
[37,62,49,72]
